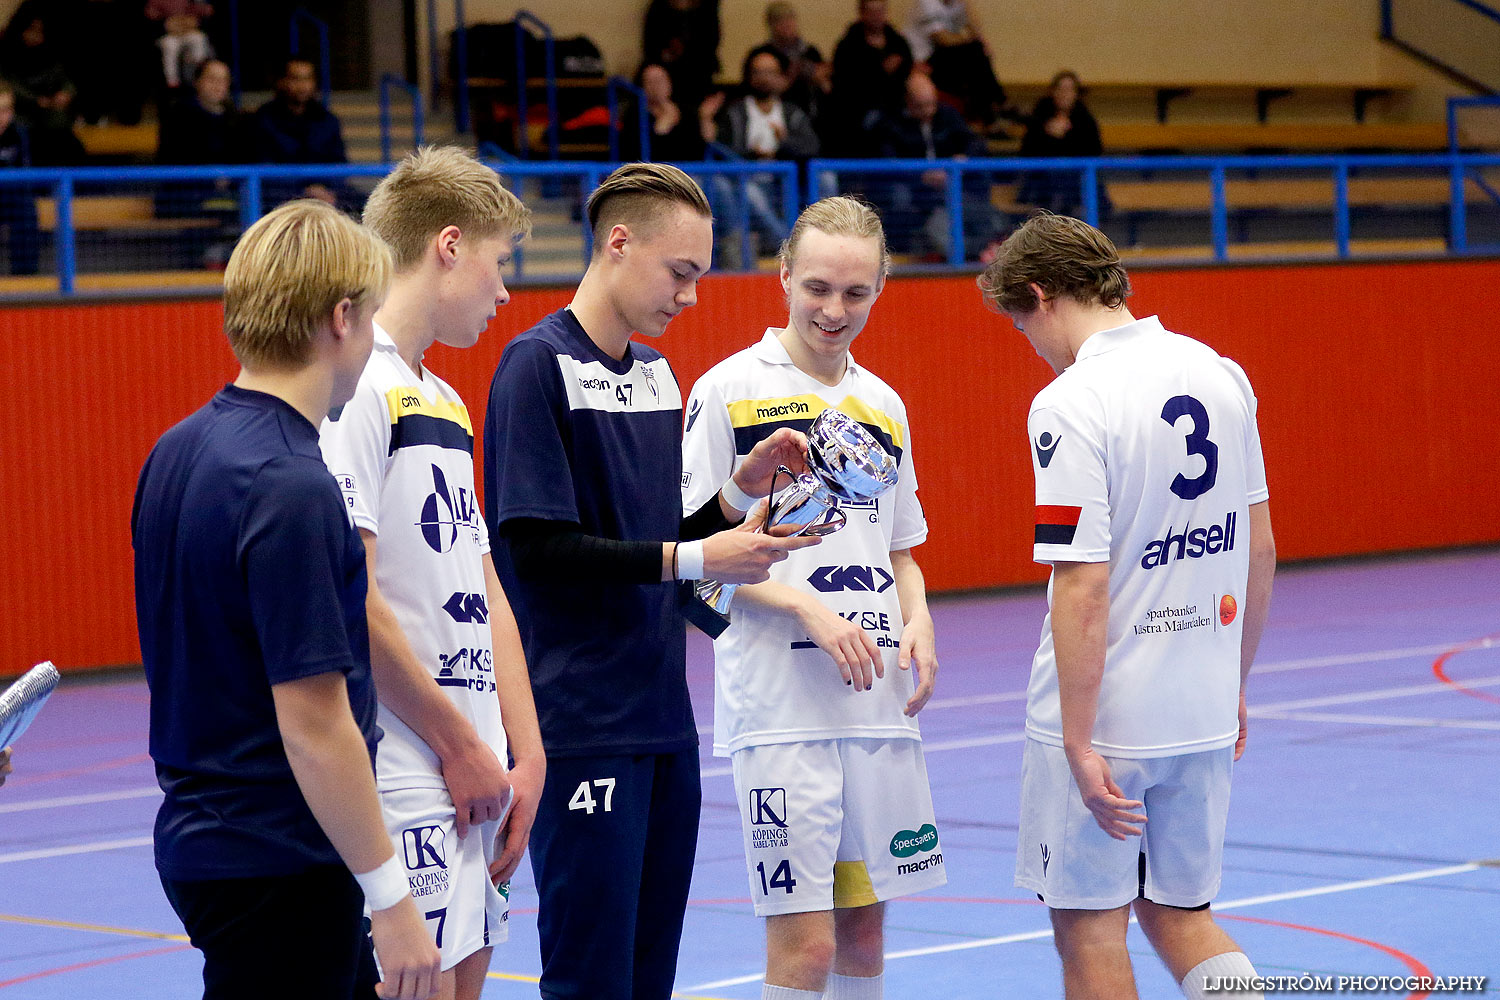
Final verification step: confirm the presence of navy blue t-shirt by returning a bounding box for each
[484,308,696,757]
[132,384,378,880]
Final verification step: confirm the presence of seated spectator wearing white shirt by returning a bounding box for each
[905,0,1009,128]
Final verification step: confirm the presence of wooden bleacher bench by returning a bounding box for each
[1105,176,1486,214]
[1100,122,1449,153]
[34,195,219,233]
[1117,237,1448,261]
[1002,81,1413,124]
[75,123,160,160]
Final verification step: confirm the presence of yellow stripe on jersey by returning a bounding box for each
[725,394,905,452]
[383,387,475,435]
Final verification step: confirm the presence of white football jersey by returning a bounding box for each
[682,331,928,756]
[320,325,506,790]
[1026,316,1269,758]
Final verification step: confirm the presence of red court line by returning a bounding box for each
[4,753,151,789]
[1431,634,1500,706]
[1222,915,1434,1000]
[0,943,190,990]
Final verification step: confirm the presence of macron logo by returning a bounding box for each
[686,398,703,433]
[1034,431,1061,468]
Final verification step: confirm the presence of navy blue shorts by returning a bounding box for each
[529,748,701,1000]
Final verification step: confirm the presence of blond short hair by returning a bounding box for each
[977,212,1131,314]
[779,196,891,280]
[224,200,392,369]
[585,162,711,252]
[362,145,531,271]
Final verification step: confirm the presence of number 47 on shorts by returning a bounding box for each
[567,778,617,815]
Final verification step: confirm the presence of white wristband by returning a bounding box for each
[676,540,706,580]
[353,854,409,912]
[719,475,758,514]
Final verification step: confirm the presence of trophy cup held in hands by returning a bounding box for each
[694,408,899,633]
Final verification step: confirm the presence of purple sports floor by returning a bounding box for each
[1,548,1497,998]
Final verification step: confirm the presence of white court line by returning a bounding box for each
[1251,640,1488,674]
[0,836,154,865]
[683,860,1491,989]
[1253,710,1500,731]
[1252,674,1500,713]
[0,787,161,814]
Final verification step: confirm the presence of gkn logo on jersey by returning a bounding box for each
[418,464,483,554]
[749,787,790,850]
[807,565,894,594]
[442,592,488,625]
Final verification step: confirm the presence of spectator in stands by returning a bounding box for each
[145,0,214,92]
[0,81,40,275]
[0,4,85,164]
[156,58,245,267]
[829,0,912,155]
[905,0,1010,129]
[642,0,720,111]
[875,72,1001,260]
[252,58,347,208]
[701,45,817,258]
[627,63,704,162]
[63,0,150,126]
[762,1,829,127]
[1018,70,1104,215]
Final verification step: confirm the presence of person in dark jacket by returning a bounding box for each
[156,58,246,266]
[1018,70,1105,215]
[251,58,348,208]
[642,0,720,112]
[0,83,39,275]
[828,0,912,156]
[623,62,705,163]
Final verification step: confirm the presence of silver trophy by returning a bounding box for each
[693,408,899,633]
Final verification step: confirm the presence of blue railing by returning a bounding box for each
[288,8,333,109]
[606,77,651,163]
[511,11,559,160]
[814,153,1500,264]
[379,76,427,164]
[0,155,1495,298]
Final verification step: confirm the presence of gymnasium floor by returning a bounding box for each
[1,547,1496,998]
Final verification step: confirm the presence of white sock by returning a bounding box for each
[824,972,882,1000]
[1180,952,1262,1000]
[761,986,821,1000]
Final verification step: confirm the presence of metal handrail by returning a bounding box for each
[379,76,427,164]
[512,11,559,160]
[606,77,651,163]
[288,8,333,109]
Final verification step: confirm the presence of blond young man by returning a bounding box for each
[682,196,944,1000]
[979,214,1276,1000]
[483,163,820,1000]
[133,200,442,1000]
[318,147,544,1000]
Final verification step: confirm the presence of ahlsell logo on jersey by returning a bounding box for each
[418,464,483,554]
[1139,511,1237,570]
[890,824,943,874]
[749,788,790,849]
[807,565,894,594]
[1033,431,1061,468]
[1219,593,1238,626]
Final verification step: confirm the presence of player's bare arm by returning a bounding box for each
[481,553,544,885]
[890,548,938,715]
[360,530,509,839]
[1051,560,1146,841]
[733,578,883,690]
[1236,501,1277,760]
[271,670,442,1000]
[0,746,11,786]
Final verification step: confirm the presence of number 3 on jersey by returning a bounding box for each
[1160,395,1218,500]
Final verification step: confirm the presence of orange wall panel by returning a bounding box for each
[3,258,1497,675]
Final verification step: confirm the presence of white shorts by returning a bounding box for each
[381,786,509,969]
[731,737,947,917]
[1014,739,1234,910]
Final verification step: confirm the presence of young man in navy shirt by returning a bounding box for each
[483,162,819,999]
[132,199,441,1000]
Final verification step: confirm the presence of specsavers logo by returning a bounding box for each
[890,823,943,875]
